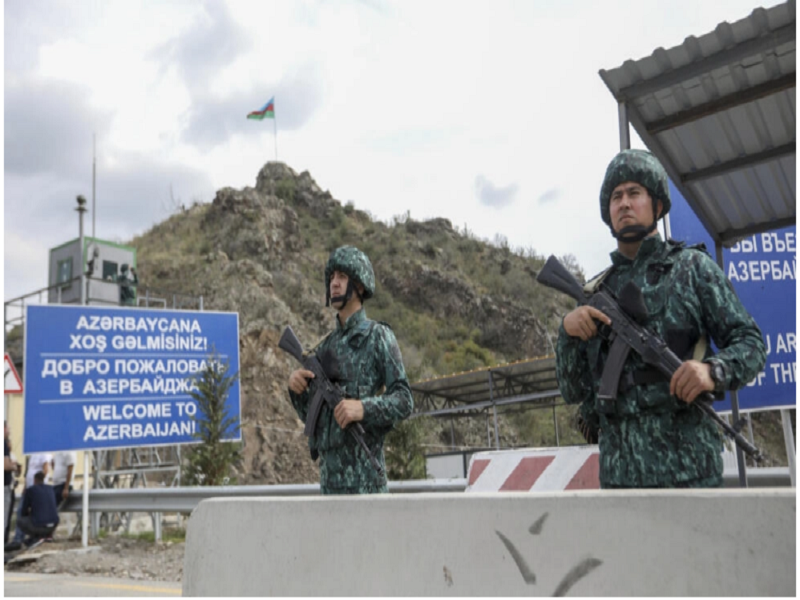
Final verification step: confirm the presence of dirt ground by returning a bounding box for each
[4,532,185,583]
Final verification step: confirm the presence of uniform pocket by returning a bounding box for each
[642,283,667,320]
[635,385,673,411]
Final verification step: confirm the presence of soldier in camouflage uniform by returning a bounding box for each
[287,246,413,494]
[117,264,138,306]
[556,149,766,488]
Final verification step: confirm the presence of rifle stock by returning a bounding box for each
[536,255,587,303]
[278,326,305,363]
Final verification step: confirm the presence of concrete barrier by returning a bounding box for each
[183,488,795,596]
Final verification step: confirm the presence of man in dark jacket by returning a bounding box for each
[18,471,59,546]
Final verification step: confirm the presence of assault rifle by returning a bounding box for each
[279,325,384,477]
[536,255,764,462]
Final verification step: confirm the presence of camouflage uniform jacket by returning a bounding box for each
[556,235,766,488]
[118,271,138,306]
[289,308,413,494]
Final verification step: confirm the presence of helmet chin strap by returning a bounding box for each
[611,220,658,243]
[327,280,363,310]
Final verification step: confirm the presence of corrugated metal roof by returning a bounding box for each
[600,0,796,246]
[411,355,559,417]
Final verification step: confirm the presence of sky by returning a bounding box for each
[3,0,785,306]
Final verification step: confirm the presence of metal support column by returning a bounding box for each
[489,371,500,450]
[91,451,101,537]
[153,512,162,542]
[553,405,560,447]
[618,101,631,151]
[716,242,747,488]
[781,409,796,487]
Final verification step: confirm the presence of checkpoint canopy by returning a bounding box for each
[599,1,796,417]
[23,304,241,454]
[599,0,795,247]
[411,356,560,418]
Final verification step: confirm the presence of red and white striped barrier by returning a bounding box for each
[466,446,600,492]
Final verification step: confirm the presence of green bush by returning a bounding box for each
[385,417,431,480]
[275,178,296,203]
[183,353,242,486]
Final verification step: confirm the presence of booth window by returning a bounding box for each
[57,258,73,290]
[103,260,118,281]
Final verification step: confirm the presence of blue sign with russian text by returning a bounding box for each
[23,305,241,453]
[668,182,796,412]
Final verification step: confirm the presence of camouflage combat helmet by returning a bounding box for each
[324,246,375,306]
[599,149,671,241]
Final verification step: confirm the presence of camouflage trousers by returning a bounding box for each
[318,441,388,495]
[603,474,723,489]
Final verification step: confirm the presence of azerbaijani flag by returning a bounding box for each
[247,97,275,120]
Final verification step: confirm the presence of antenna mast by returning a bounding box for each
[92,133,96,238]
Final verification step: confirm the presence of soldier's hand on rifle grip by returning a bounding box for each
[563,306,612,341]
[288,369,315,394]
[670,360,715,404]
[334,399,364,429]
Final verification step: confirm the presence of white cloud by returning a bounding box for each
[3,0,785,305]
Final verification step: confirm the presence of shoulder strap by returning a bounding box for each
[668,238,711,258]
[303,332,332,357]
[692,335,709,362]
[583,266,614,294]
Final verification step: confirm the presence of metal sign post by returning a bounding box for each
[781,410,796,487]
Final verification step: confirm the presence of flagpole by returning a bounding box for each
[273,101,278,162]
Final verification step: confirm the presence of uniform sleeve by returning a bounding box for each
[692,253,767,389]
[555,321,595,406]
[556,322,600,439]
[360,326,414,428]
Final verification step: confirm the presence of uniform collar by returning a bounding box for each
[335,307,367,332]
[610,233,664,266]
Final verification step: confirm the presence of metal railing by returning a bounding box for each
[60,479,469,514]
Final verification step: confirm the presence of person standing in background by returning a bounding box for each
[4,421,20,544]
[52,451,76,509]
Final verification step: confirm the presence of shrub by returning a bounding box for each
[183,353,242,486]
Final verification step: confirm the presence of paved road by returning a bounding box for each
[4,572,182,597]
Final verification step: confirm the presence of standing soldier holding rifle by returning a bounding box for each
[286,246,413,494]
[554,149,766,489]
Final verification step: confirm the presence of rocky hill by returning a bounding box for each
[126,162,585,484]
[119,162,792,482]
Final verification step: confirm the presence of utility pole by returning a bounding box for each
[75,194,90,548]
[76,196,87,306]
[92,134,96,239]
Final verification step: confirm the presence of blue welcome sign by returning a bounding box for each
[23,304,241,453]
[668,182,795,412]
